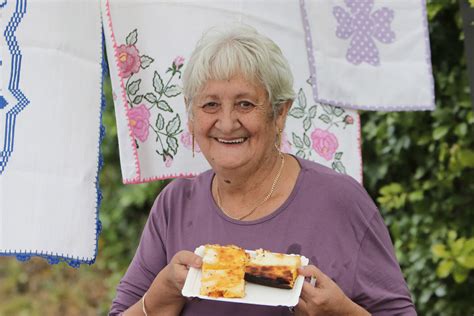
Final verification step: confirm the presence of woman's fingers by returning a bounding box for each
[294,297,308,316]
[172,250,203,268]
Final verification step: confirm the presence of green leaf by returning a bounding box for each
[453,267,469,283]
[128,79,141,96]
[451,238,465,256]
[292,133,304,148]
[133,95,143,104]
[308,105,317,119]
[457,255,474,269]
[321,104,333,114]
[432,126,449,140]
[436,259,454,278]
[166,114,181,135]
[408,190,424,202]
[289,107,305,119]
[303,134,311,147]
[166,136,178,155]
[334,152,343,160]
[157,100,173,112]
[332,161,347,174]
[164,85,181,98]
[432,244,449,259]
[140,55,154,69]
[457,149,474,168]
[297,88,307,109]
[144,93,158,104]
[155,113,164,130]
[333,107,344,117]
[303,117,312,131]
[126,29,138,46]
[319,114,331,124]
[295,150,305,158]
[153,71,164,94]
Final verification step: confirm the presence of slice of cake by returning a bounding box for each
[200,244,249,298]
[244,249,302,289]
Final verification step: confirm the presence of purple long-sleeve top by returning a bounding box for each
[110,157,416,315]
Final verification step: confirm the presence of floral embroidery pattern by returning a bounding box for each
[288,87,354,175]
[121,29,184,166]
[333,0,395,66]
[180,131,201,153]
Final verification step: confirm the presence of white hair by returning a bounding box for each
[182,25,295,117]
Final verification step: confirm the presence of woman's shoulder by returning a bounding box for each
[295,156,377,220]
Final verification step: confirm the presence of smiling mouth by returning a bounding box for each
[215,137,248,144]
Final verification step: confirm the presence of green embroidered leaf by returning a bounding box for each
[128,79,141,96]
[167,136,179,155]
[296,150,305,159]
[332,160,347,174]
[140,55,154,69]
[303,117,311,131]
[321,104,333,114]
[153,71,164,94]
[303,134,311,147]
[292,133,304,148]
[166,114,181,135]
[308,105,317,119]
[133,95,143,104]
[333,107,344,117]
[297,88,307,109]
[289,107,305,119]
[145,93,158,104]
[164,85,182,98]
[126,29,138,46]
[334,152,343,160]
[157,100,173,112]
[155,113,164,130]
[319,114,331,124]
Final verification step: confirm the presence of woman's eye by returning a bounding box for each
[237,101,255,110]
[202,102,219,113]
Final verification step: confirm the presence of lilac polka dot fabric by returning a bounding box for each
[333,0,395,66]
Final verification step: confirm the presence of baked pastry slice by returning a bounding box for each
[200,244,249,298]
[245,249,302,289]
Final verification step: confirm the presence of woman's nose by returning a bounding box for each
[215,106,240,132]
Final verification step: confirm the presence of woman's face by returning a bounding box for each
[188,74,289,173]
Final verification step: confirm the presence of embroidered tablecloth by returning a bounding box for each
[104,0,363,184]
[303,0,435,111]
[0,0,103,266]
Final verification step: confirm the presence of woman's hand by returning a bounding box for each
[294,265,370,316]
[164,250,203,295]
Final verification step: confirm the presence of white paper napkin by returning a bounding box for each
[104,0,363,184]
[0,0,103,266]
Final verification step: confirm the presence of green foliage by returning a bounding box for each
[361,1,474,314]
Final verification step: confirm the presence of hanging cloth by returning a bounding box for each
[0,0,103,267]
[103,0,363,184]
[303,0,435,111]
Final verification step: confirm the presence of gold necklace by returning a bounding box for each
[215,153,285,220]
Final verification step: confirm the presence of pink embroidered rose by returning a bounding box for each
[343,115,354,125]
[311,128,339,161]
[280,132,292,153]
[164,154,173,168]
[180,131,201,153]
[173,56,185,69]
[128,104,150,142]
[117,44,141,78]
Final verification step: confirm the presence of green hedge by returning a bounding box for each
[99,1,473,314]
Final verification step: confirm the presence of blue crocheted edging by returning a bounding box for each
[0,6,105,268]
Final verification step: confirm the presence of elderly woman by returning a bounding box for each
[110,26,415,316]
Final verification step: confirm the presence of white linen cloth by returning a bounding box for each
[103,0,363,184]
[0,0,103,266]
[304,0,435,111]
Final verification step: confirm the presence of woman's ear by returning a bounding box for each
[276,100,293,130]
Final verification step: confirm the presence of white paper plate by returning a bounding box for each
[181,246,309,307]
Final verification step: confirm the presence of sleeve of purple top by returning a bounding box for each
[108,196,168,315]
[351,210,417,315]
